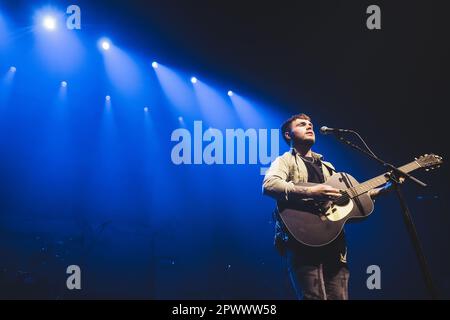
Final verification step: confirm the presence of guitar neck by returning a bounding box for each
[347,160,421,197]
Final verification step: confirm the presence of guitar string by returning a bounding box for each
[331,161,422,204]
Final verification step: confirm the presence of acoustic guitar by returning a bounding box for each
[277,154,443,247]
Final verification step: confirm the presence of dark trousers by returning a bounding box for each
[284,245,350,300]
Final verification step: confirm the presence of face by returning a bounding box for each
[285,118,315,146]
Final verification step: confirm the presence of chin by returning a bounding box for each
[305,136,315,143]
[301,138,315,146]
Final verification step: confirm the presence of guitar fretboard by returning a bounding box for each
[346,161,420,198]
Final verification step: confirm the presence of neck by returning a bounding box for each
[293,144,312,157]
[345,160,421,198]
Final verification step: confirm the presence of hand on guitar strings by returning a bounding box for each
[305,184,342,201]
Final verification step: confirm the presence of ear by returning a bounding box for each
[284,131,291,142]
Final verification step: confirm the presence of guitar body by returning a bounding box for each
[277,172,374,247]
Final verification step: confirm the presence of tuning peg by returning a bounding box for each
[425,168,430,171]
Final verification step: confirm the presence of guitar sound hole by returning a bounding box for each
[334,196,350,207]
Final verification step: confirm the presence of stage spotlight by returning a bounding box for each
[152,61,158,69]
[227,90,233,97]
[97,37,112,51]
[61,81,67,87]
[42,15,56,30]
[102,40,111,51]
[105,95,111,101]
[144,107,149,112]
[9,66,16,73]
[190,77,198,84]
[178,116,183,122]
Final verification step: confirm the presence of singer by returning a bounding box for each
[262,114,390,300]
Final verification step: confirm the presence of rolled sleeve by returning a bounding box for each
[262,157,296,201]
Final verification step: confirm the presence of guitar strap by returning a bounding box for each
[322,161,337,176]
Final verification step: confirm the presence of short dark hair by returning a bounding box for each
[281,113,311,145]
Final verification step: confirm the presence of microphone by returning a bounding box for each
[319,126,352,135]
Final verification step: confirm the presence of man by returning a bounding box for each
[262,114,390,300]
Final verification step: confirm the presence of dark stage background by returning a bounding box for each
[0,0,449,299]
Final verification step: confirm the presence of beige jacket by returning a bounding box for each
[262,149,336,201]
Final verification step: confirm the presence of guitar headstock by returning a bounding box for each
[415,154,443,171]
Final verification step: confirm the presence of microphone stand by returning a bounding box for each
[332,131,438,300]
